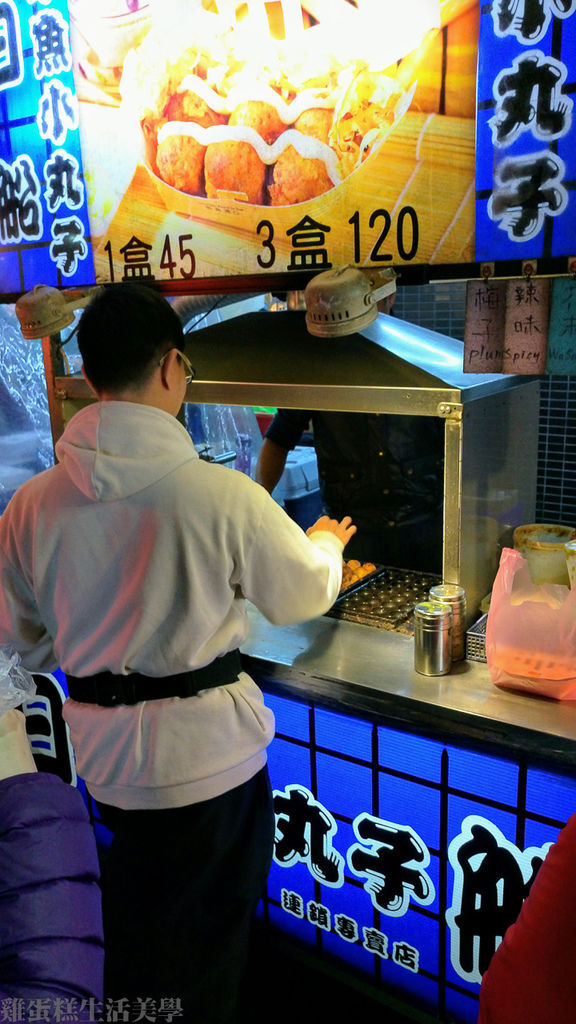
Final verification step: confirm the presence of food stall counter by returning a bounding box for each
[243,605,576,764]
[242,605,576,1024]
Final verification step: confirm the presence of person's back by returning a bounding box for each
[8,420,345,807]
[0,282,355,1021]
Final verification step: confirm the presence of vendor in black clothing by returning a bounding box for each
[256,301,444,572]
[256,407,444,572]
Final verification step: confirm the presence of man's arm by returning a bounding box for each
[255,437,290,493]
[240,490,354,625]
[0,547,56,672]
[256,409,312,493]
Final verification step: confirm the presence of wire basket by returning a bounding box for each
[466,613,488,662]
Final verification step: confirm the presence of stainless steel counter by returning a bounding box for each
[242,606,576,766]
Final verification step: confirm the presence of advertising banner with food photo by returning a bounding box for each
[70,0,480,284]
[2,1,575,294]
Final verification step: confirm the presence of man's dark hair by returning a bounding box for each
[78,282,185,394]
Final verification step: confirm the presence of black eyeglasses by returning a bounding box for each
[158,349,196,385]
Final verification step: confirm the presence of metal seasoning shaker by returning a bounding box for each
[413,601,453,676]
[429,584,467,661]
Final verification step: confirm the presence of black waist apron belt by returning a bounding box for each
[65,649,243,707]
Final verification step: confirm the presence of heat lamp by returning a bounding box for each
[304,265,397,338]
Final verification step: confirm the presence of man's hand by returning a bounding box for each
[307,515,357,548]
[0,709,37,780]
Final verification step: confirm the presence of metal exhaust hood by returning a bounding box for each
[184,309,531,415]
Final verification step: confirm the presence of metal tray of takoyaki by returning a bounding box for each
[329,566,442,634]
[336,560,385,600]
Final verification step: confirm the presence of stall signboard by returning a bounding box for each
[1,0,478,290]
[74,0,482,283]
[475,0,575,261]
[0,0,95,292]
[1,0,574,294]
[261,690,576,1024]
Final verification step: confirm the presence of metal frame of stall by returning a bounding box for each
[38,301,560,1024]
[41,306,540,627]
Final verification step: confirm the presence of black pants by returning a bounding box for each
[96,767,274,1024]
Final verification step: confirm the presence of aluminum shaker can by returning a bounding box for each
[413,600,452,676]
[429,584,467,661]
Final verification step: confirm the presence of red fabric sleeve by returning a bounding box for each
[478,812,576,1024]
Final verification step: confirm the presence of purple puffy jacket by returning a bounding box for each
[0,772,104,1005]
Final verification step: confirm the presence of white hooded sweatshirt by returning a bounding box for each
[0,402,344,809]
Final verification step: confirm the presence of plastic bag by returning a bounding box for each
[485,547,576,699]
[185,404,262,478]
[0,648,36,715]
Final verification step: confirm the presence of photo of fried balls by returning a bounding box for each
[229,100,285,145]
[268,145,334,206]
[154,90,226,195]
[205,140,267,204]
[149,83,339,206]
[268,107,334,205]
[156,135,206,195]
[122,7,419,208]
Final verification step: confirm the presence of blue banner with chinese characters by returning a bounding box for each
[0,0,94,292]
[475,0,575,261]
[260,690,576,1024]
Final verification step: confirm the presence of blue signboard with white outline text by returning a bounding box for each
[475,0,576,261]
[259,690,576,1024]
[0,0,94,293]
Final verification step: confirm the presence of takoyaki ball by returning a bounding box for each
[156,134,206,195]
[229,100,285,145]
[268,146,333,206]
[294,108,333,145]
[205,141,266,204]
[163,90,226,129]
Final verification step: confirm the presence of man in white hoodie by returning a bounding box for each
[0,282,355,1022]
